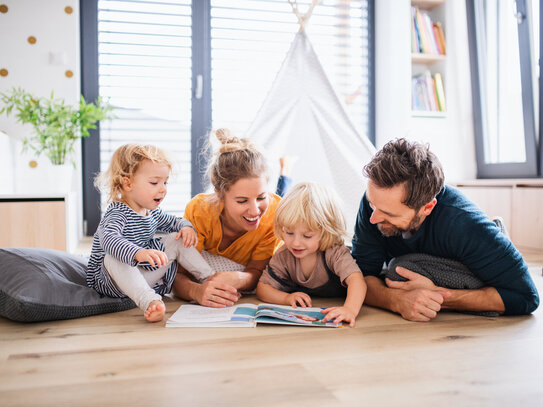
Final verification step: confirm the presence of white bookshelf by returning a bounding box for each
[410,0,447,116]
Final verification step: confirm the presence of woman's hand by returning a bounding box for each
[285,292,312,308]
[194,279,241,308]
[321,306,358,327]
[207,271,253,290]
[176,226,198,248]
[135,249,167,267]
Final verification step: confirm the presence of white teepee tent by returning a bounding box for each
[246,1,376,235]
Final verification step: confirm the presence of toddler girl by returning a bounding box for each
[256,182,367,327]
[87,144,214,322]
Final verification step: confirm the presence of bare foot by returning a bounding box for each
[279,155,299,176]
[144,299,165,322]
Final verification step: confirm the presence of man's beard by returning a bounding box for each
[377,213,422,237]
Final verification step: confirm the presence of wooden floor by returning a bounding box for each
[1,249,542,406]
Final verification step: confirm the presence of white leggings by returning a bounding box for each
[104,233,215,311]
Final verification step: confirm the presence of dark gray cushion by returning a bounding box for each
[386,253,484,289]
[0,248,136,322]
[385,253,499,317]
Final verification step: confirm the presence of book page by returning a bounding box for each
[166,304,257,327]
[168,304,235,322]
[254,304,341,327]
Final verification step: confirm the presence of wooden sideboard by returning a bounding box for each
[452,179,543,251]
[0,194,75,252]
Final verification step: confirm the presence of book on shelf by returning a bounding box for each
[422,12,439,54]
[411,15,418,52]
[433,25,444,54]
[412,77,430,111]
[434,72,446,111]
[423,71,438,111]
[166,303,343,328]
[411,7,421,53]
[411,7,446,55]
[434,22,446,54]
[414,8,431,53]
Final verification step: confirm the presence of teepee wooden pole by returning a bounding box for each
[288,0,320,32]
[303,0,321,26]
[287,0,305,32]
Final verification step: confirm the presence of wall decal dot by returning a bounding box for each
[0,69,8,77]
[65,6,73,14]
[65,70,73,78]
[0,4,8,13]
[29,160,38,169]
[28,36,37,45]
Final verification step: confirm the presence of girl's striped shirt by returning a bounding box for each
[87,202,193,297]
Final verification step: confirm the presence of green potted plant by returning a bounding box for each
[0,87,114,166]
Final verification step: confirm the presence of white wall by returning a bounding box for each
[0,0,82,241]
[375,0,477,182]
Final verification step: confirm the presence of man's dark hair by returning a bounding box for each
[363,138,444,209]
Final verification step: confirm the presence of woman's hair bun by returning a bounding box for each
[215,128,235,144]
[206,127,268,196]
[214,128,253,154]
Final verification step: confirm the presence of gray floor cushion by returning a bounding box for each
[0,247,136,322]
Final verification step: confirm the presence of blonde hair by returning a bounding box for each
[274,182,347,250]
[206,128,269,198]
[95,144,172,202]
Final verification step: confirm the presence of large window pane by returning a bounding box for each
[467,0,538,177]
[529,0,539,147]
[97,0,192,216]
[210,0,370,136]
[480,0,526,163]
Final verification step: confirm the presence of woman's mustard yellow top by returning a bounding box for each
[183,193,281,266]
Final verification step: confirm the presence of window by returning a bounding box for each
[81,0,374,234]
[466,0,539,177]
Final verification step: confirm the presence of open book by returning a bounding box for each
[166,303,342,328]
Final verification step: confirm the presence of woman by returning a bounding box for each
[173,129,290,307]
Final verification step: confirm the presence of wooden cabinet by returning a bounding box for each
[510,187,543,249]
[454,180,543,250]
[0,195,74,251]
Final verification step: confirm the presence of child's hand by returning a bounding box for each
[285,292,312,308]
[176,226,198,248]
[135,249,168,268]
[321,306,358,327]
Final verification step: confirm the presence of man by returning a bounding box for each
[351,138,539,321]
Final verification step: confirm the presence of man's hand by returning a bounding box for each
[176,227,198,248]
[394,288,450,322]
[385,266,437,290]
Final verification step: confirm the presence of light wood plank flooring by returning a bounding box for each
[1,250,542,406]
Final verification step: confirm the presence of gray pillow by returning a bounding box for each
[0,247,136,322]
